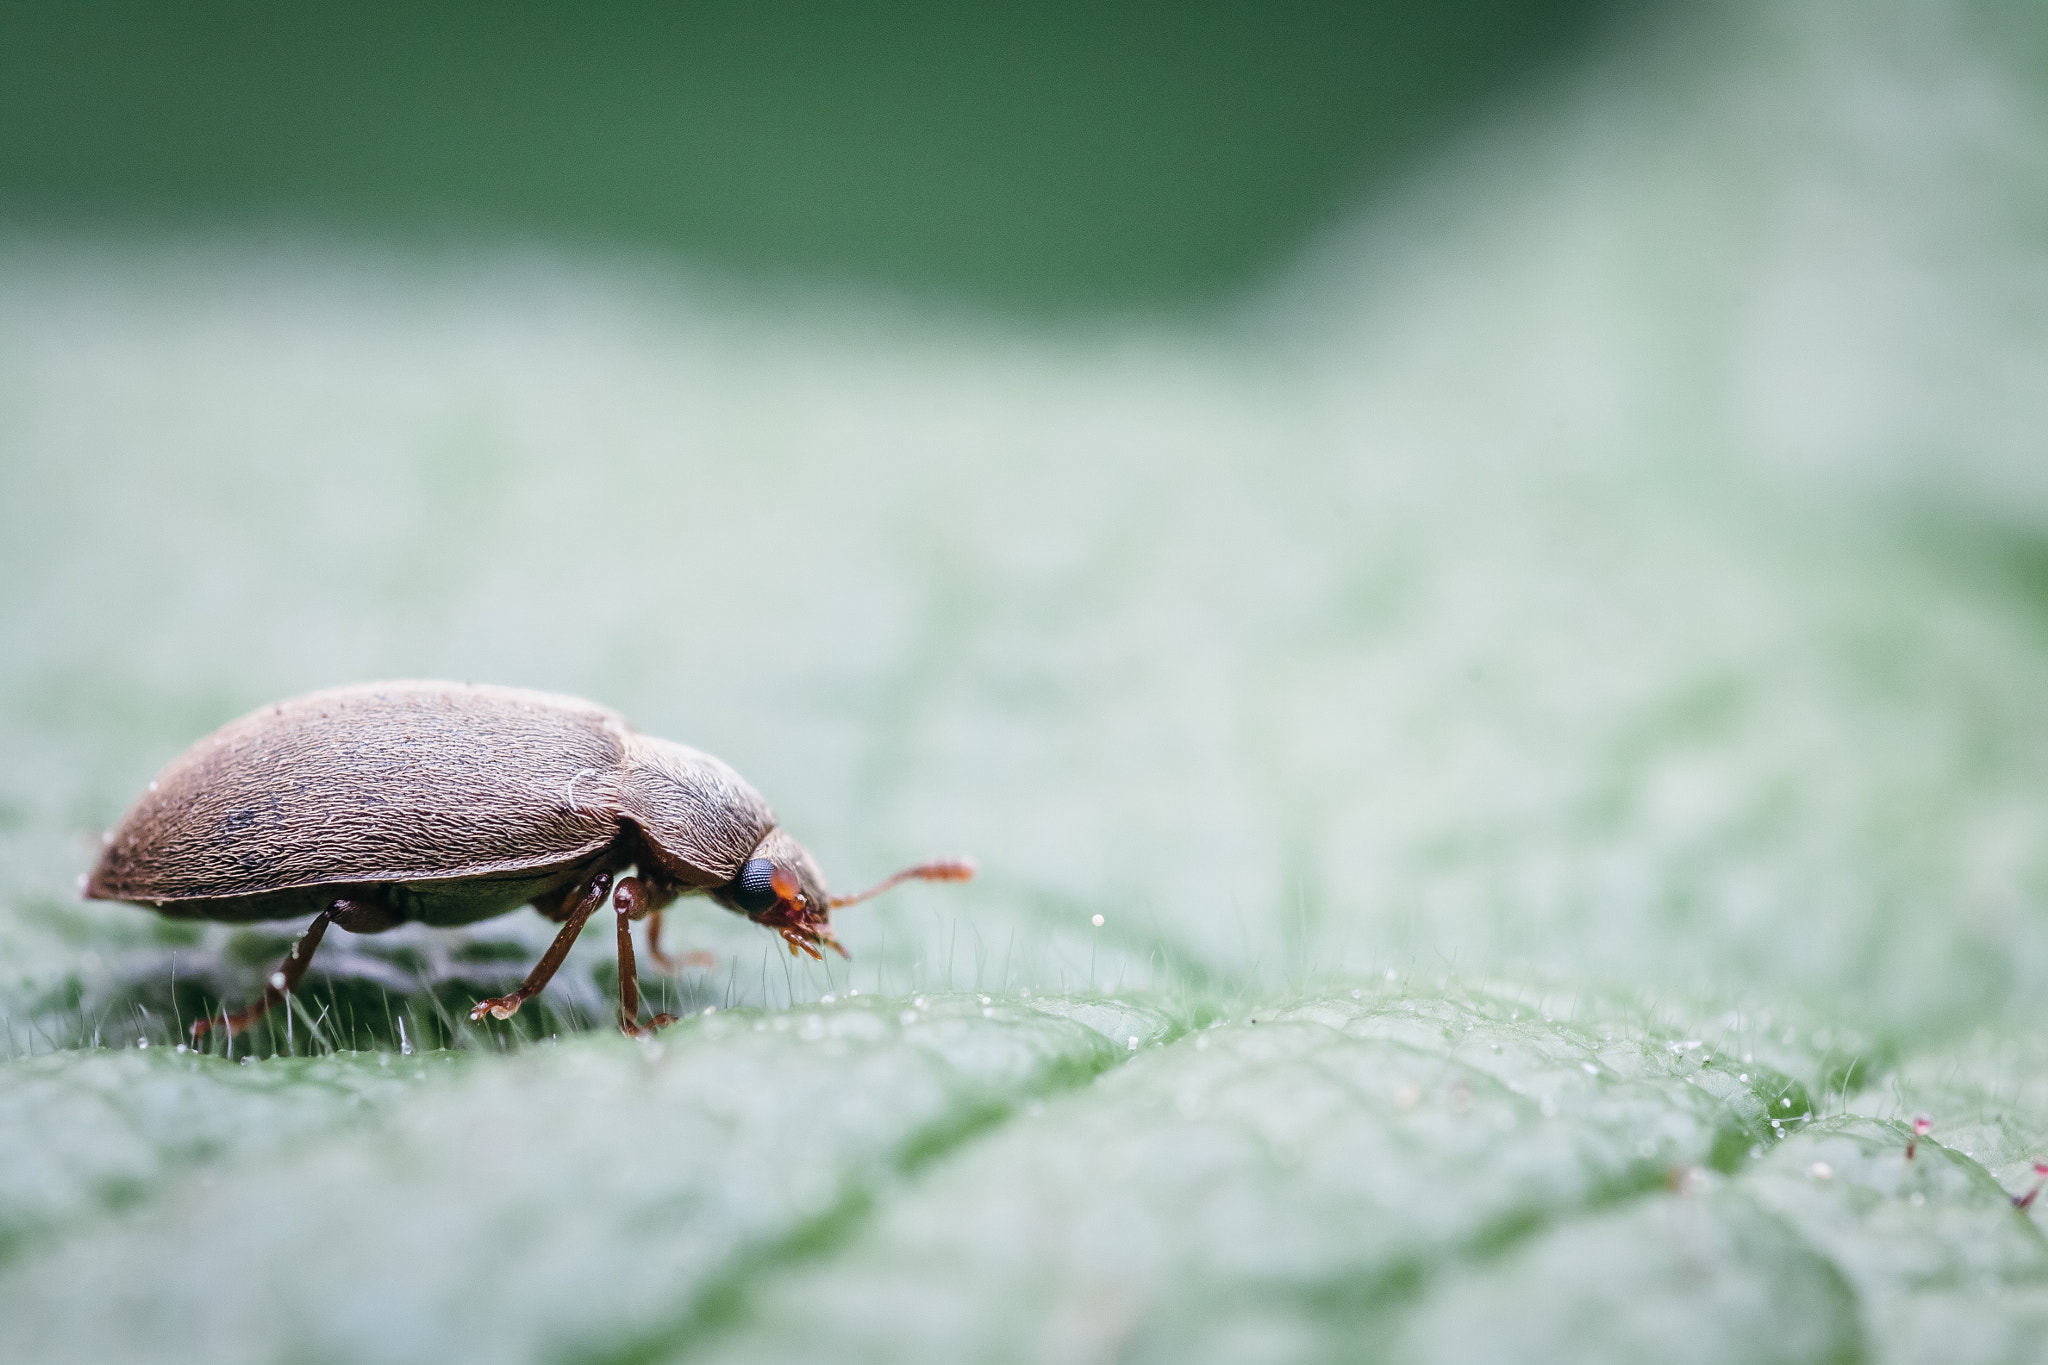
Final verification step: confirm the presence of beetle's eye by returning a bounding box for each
[731,858,781,914]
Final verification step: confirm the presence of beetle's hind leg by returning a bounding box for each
[189,895,399,1043]
[470,871,613,1023]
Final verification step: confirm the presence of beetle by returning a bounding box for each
[83,681,974,1040]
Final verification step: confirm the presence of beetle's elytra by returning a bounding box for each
[84,682,974,1039]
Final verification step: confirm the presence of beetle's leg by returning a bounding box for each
[328,898,404,935]
[612,875,653,921]
[644,907,670,966]
[615,872,714,974]
[188,896,388,1043]
[613,901,676,1037]
[469,871,613,1023]
[643,909,716,971]
[532,878,584,924]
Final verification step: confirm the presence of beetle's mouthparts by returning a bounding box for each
[755,898,845,960]
[827,855,977,909]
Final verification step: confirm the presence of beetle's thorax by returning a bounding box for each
[617,733,777,889]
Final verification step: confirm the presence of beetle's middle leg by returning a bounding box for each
[469,871,613,1023]
[532,875,590,924]
[189,895,399,1043]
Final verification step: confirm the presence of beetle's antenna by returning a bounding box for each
[829,856,978,909]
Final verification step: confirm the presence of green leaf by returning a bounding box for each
[10,6,2048,1362]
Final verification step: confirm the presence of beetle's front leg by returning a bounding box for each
[470,871,612,1022]
[613,896,676,1037]
[615,871,713,974]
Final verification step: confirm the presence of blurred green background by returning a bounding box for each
[1,0,1613,311]
[11,3,2048,1363]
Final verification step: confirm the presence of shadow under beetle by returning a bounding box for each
[84,681,974,1039]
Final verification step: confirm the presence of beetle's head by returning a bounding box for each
[712,830,978,961]
[712,829,841,960]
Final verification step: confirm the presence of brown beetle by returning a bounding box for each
[83,682,974,1040]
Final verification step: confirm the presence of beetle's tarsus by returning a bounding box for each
[469,995,523,1022]
[620,1012,678,1039]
